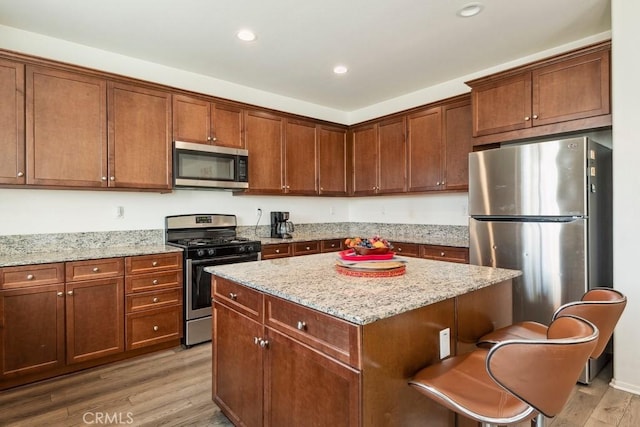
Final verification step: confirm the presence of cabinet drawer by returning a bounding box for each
[420,245,469,264]
[125,253,182,275]
[125,270,183,294]
[293,241,320,256]
[265,295,360,368]
[126,305,182,350]
[321,239,344,253]
[65,258,124,282]
[213,276,263,321]
[389,242,419,257]
[126,288,182,313]
[261,243,292,259]
[0,263,64,289]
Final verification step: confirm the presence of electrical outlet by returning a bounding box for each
[439,328,450,359]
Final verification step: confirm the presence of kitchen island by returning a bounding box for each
[206,253,521,427]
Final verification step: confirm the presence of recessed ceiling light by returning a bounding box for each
[457,2,484,18]
[237,29,256,42]
[333,65,348,75]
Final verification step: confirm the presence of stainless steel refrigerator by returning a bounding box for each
[468,136,612,384]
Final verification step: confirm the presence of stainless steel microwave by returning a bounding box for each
[173,141,249,190]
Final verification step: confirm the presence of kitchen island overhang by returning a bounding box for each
[206,253,521,427]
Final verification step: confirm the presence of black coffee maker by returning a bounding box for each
[270,211,295,239]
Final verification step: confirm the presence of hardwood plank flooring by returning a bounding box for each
[0,344,638,426]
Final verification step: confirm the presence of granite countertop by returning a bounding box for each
[206,252,521,325]
[0,245,183,268]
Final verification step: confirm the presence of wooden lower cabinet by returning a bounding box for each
[261,243,293,259]
[264,329,360,427]
[420,245,469,264]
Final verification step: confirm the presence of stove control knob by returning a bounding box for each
[196,249,205,257]
[238,246,246,253]
[207,248,216,256]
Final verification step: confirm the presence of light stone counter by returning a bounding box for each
[206,252,520,325]
[0,245,182,268]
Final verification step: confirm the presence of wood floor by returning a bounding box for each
[0,344,638,426]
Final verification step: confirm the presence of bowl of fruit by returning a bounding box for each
[344,236,393,255]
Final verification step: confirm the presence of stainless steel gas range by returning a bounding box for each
[165,214,261,347]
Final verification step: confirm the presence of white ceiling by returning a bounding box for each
[0,0,611,112]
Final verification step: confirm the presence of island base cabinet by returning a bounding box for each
[264,328,360,427]
[213,302,264,427]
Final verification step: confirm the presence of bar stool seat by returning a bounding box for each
[478,288,627,359]
[409,316,599,427]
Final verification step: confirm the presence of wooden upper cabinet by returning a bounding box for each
[407,106,443,192]
[317,125,348,196]
[469,41,611,141]
[377,117,407,194]
[351,124,377,196]
[471,72,532,137]
[26,65,108,187]
[442,98,473,191]
[0,59,25,185]
[172,94,243,148]
[245,110,284,193]
[107,82,172,190]
[531,49,610,127]
[284,119,317,194]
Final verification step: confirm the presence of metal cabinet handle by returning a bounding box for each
[26,274,34,280]
[207,136,213,141]
[275,249,280,253]
[57,292,64,297]
[297,321,307,331]
[229,292,237,301]
[153,297,159,303]
[397,247,402,252]
[212,136,217,141]
[524,116,531,121]
[532,114,539,119]
[101,176,107,181]
[110,176,115,181]
[17,171,24,177]
[92,267,100,272]
[259,339,269,348]
[67,290,73,296]
[152,261,158,267]
[152,279,159,285]
[305,246,310,250]
[440,252,445,257]
[153,326,159,331]
[254,336,261,345]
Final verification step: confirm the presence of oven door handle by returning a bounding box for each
[189,253,258,266]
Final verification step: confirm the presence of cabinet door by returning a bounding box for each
[66,277,124,364]
[108,82,172,190]
[245,110,284,193]
[532,50,610,127]
[317,126,347,195]
[213,303,263,427]
[264,328,360,427]
[377,117,407,194]
[0,284,65,379]
[172,94,211,144]
[26,66,107,187]
[284,119,317,194]
[212,102,244,149]
[471,72,532,136]
[0,59,25,185]
[442,99,473,191]
[351,124,377,195]
[407,107,442,192]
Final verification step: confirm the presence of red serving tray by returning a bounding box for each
[339,249,395,261]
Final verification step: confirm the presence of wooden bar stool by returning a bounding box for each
[478,288,626,359]
[409,316,599,427]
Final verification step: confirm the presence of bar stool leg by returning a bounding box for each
[531,414,547,427]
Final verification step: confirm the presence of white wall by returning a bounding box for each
[609,0,640,394]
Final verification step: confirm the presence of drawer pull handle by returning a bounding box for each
[229,293,237,301]
[275,249,280,253]
[92,267,100,272]
[152,261,158,267]
[67,290,73,296]
[259,339,269,348]
[398,248,402,252]
[254,336,261,345]
[153,297,159,303]
[440,252,445,257]
[153,326,159,331]
[26,274,34,280]
[305,246,310,250]
[297,321,307,331]
[57,292,63,297]
[152,279,159,285]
